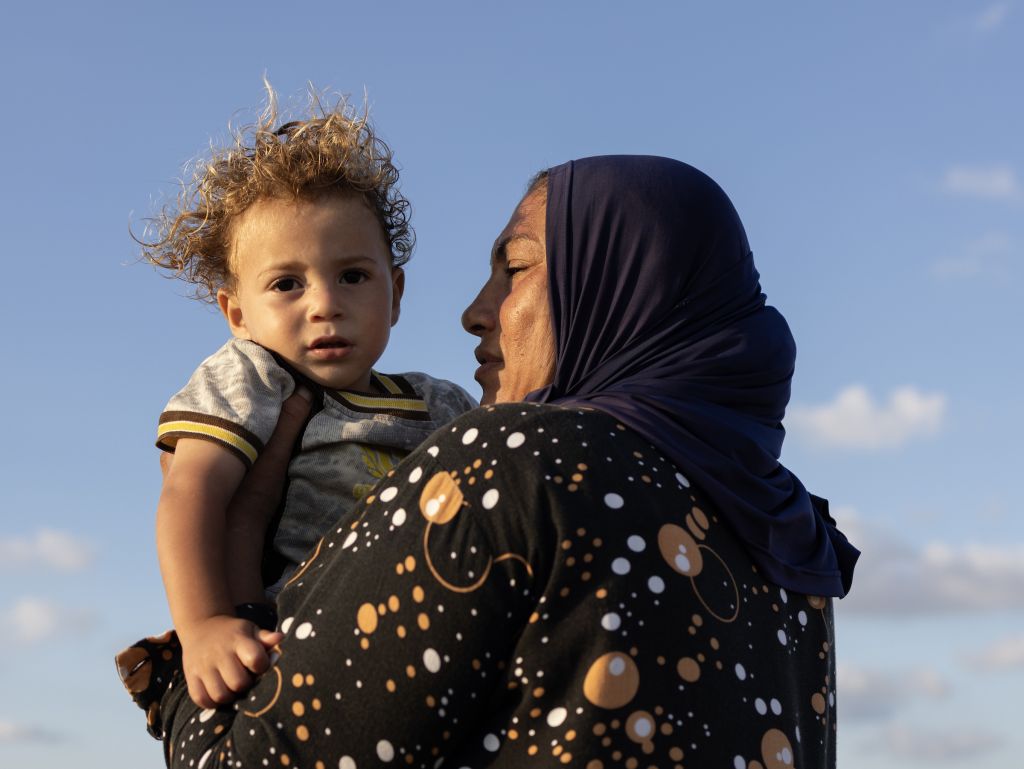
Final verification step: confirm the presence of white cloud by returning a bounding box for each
[0,721,63,743]
[976,2,1011,31]
[878,722,1002,761]
[932,232,1013,278]
[0,528,95,571]
[942,164,1020,200]
[836,509,1024,615]
[964,634,1024,671]
[787,385,946,450]
[7,597,95,644]
[838,663,950,721]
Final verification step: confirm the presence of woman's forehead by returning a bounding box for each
[492,189,546,261]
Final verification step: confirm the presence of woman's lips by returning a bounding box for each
[474,360,502,383]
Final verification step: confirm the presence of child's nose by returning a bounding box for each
[308,284,345,321]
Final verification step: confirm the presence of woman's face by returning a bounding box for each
[462,188,556,404]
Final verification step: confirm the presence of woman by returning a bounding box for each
[119,155,857,769]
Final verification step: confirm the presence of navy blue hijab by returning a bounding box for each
[525,156,858,597]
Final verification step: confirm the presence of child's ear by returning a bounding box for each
[390,267,405,326]
[217,288,250,339]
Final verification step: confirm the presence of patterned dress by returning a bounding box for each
[118,403,837,769]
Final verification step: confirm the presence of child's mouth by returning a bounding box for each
[309,337,353,358]
[310,336,351,350]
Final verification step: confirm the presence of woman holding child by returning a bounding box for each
[119,99,858,769]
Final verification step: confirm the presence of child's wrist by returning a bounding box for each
[177,611,234,639]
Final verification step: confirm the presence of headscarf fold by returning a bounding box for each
[526,156,858,597]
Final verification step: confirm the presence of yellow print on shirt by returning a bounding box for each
[353,445,408,500]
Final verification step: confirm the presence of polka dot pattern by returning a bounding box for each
[121,404,837,769]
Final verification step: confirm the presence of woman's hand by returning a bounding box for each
[223,388,312,603]
[226,388,312,604]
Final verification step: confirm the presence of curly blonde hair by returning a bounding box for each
[138,85,413,302]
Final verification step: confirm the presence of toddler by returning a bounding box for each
[140,92,475,708]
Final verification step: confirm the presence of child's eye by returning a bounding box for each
[271,278,301,292]
[339,270,367,284]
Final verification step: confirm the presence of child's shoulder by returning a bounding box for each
[198,338,278,370]
[169,338,294,413]
[376,371,478,420]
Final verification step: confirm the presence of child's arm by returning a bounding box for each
[156,438,272,708]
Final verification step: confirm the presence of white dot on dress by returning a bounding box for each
[648,576,665,594]
[376,740,395,761]
[612,558,631,575]
[546,707,568,727]
[633,716,652,737]
[379,486,398,502]
[408,466,423,483]
[601,613,622,631]
[392,508,407,526]
[627,535,646,552]
[295,622,313,640]
[280,617,294,634]
[483,733,500,752]
[676,472,691,488]
[462,428,479,445]
[604,493,624,509]
[423,648,442,673]
[339,757,357,769]
[482,489,500,510]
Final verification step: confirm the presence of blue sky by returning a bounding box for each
[1,2,1021,767]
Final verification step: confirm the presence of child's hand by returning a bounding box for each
[180,615,274,708]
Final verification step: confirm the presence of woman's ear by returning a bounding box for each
[217,288,250,339]
[390,267,405,326]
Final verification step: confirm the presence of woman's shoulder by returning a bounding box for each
[415,401,687,497]
[444,401,620,433]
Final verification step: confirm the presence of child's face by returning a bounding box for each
[218,194,403,392]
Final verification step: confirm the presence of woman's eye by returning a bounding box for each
[505,265,526,277]
[340,271,367,284]
[272,278,300,292]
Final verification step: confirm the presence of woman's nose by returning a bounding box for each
[461,280,498,337]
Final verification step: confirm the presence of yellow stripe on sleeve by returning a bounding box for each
[157,420,260,464]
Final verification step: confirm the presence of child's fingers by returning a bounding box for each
[219,652,255,694]
[236,634,271,674]
[257,629,284,648]
[186,673,215,710]
[206,671,240,704]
